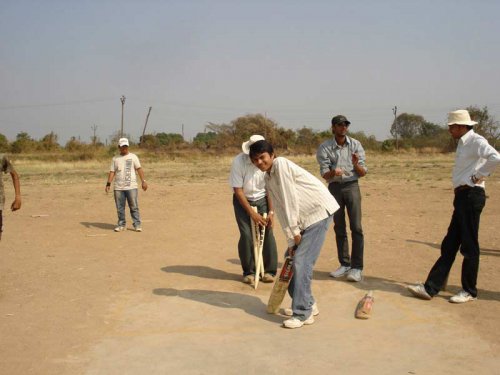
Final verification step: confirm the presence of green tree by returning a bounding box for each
[139,134,160,148]
[466,105,499,147]
[39,132,60,151]
[204,113,282,150]
[65,137,85,152]
[390,113,427,139]
[295,127,319,154]
[11,132,36,153]
[420,121,443,137]
[156,132,184,146]
[193,131,218,149]
[0,133,9,152]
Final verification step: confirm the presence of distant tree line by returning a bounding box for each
[1,105,497,157]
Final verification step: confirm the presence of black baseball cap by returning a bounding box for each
[331,115,351,126]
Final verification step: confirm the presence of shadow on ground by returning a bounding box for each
[80,222,116,230]
[406,239,499,257]
[316,271,500,302]
[161,265,241,281]
[152,288,283,323]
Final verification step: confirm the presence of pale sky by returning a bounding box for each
[1,0,499,144]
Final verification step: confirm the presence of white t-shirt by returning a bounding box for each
[110,153,141,190]
[229,153,266,201]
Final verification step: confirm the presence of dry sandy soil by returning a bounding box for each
[0,154,499,374]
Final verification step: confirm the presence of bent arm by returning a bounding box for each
[475,142,500,178]
[316,145,335,181]
[233,187,265,226]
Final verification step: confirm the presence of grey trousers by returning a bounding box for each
[328,180,364,270]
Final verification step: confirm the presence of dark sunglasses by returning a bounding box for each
[334,122,350,128]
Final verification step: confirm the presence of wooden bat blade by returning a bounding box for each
[267,255,294,314]
[255,212,267,282]
[250,207,260,289]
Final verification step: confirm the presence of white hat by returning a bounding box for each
[241,135,265,154]
[447,110,477,126]
[118,138,129,147]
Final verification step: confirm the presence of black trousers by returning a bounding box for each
[424,187,486,297]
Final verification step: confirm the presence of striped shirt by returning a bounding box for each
[265,157,340,247]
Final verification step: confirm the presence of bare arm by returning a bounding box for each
[105,171,115,193]
[233,187,266,226]
[136,167,148,191]
[10,170,21,211]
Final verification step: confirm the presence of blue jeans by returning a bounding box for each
[288,215,333,320]
[114,189,141,228]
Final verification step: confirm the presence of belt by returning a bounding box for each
[454,185,472,194]
[330,179,358,185]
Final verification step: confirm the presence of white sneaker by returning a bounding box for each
[329,265,351,278]
[283,315,315,329]
[283,303,319,317]
[346,268,363,282]
[407,283,432,300]
[114,226,125,232]
[449,290,476,304]
[135,226,142,232]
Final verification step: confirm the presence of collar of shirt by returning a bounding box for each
[332,136,351,149]
[459,129,474,146]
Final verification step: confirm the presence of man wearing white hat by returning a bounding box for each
[229,135,277,285]
[105,138,148,232]
[408,109,500,303]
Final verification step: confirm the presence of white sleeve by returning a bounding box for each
[229,155,244,188]
[476,139,500,177]
[109,158,116,172]
[274,158,301,241]
[133,154,142,169]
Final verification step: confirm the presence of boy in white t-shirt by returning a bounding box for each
[105,138,148,232]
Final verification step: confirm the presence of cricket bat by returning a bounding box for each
[250,209,259,286]
[355,290,374,319]
[254,212,267,289]
[267,246,296,314]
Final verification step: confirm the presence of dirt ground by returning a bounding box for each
[0,156,499,374]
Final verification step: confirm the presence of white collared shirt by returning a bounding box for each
[229,153,266,201]
[265,157,340,247]
[453,130,500,188]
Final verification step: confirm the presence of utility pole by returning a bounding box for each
[91,124,98,147]
[392,106,398,151]
[140,106,152,146]
[182,123,184,139]
[120,95,126,138]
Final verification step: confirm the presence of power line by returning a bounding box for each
[0,98,116,110]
